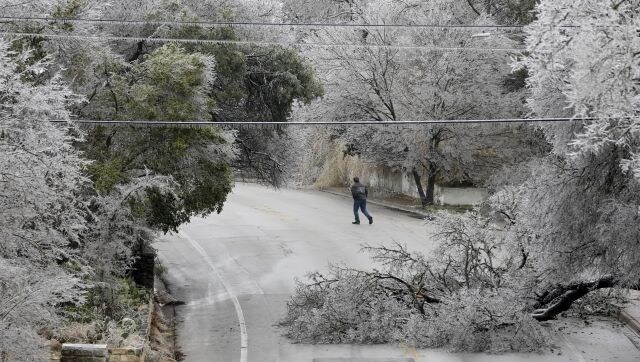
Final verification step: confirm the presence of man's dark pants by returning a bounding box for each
[353,199,372,222]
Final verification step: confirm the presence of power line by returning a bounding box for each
[0,15,533,30]
[0,31,526,51]
[47,117,638,127]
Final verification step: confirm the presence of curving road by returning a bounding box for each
[156,183,640,362]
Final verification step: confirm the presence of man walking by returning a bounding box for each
[350,177,373,224]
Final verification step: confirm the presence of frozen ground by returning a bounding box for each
[156,183,640,362]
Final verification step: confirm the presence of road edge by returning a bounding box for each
[178,231,248,362]
[318,189,429,219]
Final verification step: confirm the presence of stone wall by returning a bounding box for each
[361,166,421,198]
[57,295,154,362]
[60,344,107,362]
[108,348,141,362]
[313,148,424,198]
[59,342,142,362]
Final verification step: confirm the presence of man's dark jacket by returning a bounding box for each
[350,182,368,200]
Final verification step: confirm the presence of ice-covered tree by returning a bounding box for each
[497,0,640,318]
[78,43,235,231]
[0,39,87,361]
[522,0,640,176]
[282,0,365,23]
[464,0,537,25]
[289,0,546,203]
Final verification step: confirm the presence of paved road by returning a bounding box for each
[156,183,640,362]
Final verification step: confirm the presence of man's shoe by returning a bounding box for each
[352,221,360,224]
[368,217,373,224]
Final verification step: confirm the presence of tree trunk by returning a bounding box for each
[128,40,146,62]
[532,276,617,321]
[424,165,438,206]
[412,167,428,207]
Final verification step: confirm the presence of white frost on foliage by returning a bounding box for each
[523,0,640,177]
[0,41,87,260]
[0,39,86,361]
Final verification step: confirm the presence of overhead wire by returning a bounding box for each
[0,31,526,51]
[5,16,621,128]
[0,13,531,51]
[46,117,640,127]
[0,15,536,30]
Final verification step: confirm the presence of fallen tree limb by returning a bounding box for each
[532,276,617,321]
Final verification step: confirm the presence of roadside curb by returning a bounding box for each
[620,309,640,336]
[319,189,429,219]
